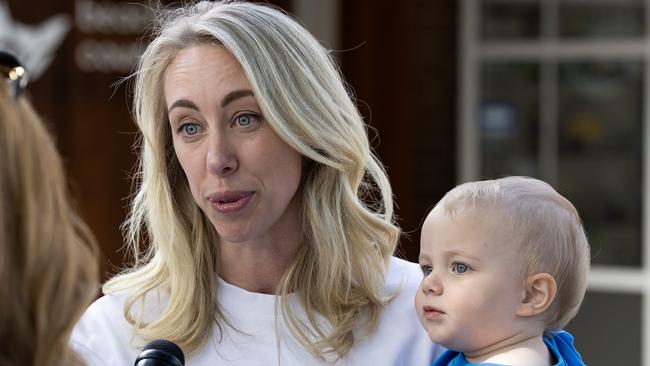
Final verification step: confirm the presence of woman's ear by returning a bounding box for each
[516,272,557,317]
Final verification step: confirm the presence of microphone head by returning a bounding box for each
[134,339,185,366]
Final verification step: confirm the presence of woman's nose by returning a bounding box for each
[206,131,238,176]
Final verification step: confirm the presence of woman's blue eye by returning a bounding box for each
[452,263,469,274]
[181,124,199,136]
[235,114,254,127]
[421,265,433,277]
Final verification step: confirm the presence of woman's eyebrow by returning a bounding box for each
[221,89,254,107]
[167,89,254,113]
[168,99,199,113]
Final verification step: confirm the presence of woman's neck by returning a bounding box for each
[217,195,303,294]
[218,241,299,294]
[465,334,550,366]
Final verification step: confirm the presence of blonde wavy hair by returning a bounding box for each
[438,176,591,330]
[0,84,99,365]
[103,0,399,359]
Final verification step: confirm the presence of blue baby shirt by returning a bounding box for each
[430,330,585,366]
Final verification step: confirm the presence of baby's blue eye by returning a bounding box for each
[235,114,253,127]
[181,124,199,136]
[421,265,432,277]
[452,262,470,274]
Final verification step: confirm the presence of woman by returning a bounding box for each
[0,51,98,366]
[72,1,440,364]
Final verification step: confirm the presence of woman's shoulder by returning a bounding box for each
[70,294,136,365]
[80,289,168,322]
[385,255,423,292]
[70,291,167,366]
[75,293,129,328]
[345,256,439,365]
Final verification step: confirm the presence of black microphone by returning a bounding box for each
[134,339,185,366]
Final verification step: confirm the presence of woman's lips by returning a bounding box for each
[208,191,254,214]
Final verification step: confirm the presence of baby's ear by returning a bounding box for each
[516,273,557,317]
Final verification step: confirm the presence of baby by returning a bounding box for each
[415,176,589,365]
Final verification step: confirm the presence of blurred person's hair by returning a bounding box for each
[104,0,398,359]
[0,62,99,365]
[437,176,590,331]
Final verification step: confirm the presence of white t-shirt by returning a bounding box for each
[71,256,441,365]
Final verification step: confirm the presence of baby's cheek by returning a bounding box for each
[413,291,425,320]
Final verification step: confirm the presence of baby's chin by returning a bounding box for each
[434,338,490,356]
[423,332,464,352]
